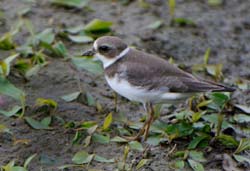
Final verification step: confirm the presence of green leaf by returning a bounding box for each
[72,57,103,75]
[233,154,250,165]
[146,136,161,146]
[61,91,81,102]
[172,18,196,27]
[110,136,128,143]
[81,121,97,129]
[188,159,204,171]
[24,154,37,169]
[234,138,250,154]
[0,77,25,101]
[128,141,143,152]
[202,113,231,129]
[146,20,163,30]
[0,32,15,50]
[65,25,85,34]
[41,116,52,127]
[174,110,193,120]
[209,92,230,110]
[84,19,112,35]
[52,0,89,8]
[94,155,114,163]
[9,166,27,171]
[233,114,250,123]
[36,28,55,45]
[0,105,22,117]
[102,113,112,130]
[136,159,148,170]
[192,112,202,122]
[14,59,31,74]
[68,35,93,43]
[72,150,94,164]
[173,160,185,169]
[188,135,209,150]
[86,92,95,106]
[197,100,212,109]
[216,134,239,148]
[52,41,68,58]
[165,122,194,139]
[25,64,44,79]
[92,133,110,144]
[189,151,206,162]
[24,117,50,129]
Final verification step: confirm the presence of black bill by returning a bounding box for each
[82,48,96,56]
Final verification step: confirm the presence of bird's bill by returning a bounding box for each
[82,48,96,57]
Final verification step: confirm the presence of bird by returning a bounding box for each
[82,36,235,141]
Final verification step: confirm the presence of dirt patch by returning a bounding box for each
[0,0,250,170]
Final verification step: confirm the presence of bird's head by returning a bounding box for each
[82,36,129,68]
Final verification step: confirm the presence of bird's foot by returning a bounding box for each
[122,127,146,141]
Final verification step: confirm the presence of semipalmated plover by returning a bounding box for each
[82,36,235,140]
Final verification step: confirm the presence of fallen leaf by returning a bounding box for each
[146,20,163,30]
[102,113,112,131]
[128,141,143,152]
[61,91,81,102]
[136,159,148,170]
[68,35,93,43]
[94,155,114,163]
[234,104,250,114]
[188,159,204,171]
[72,57,103,75]
[0,105,22,117]
[92,133,110,144]
[24,117,50,129]
[72,150,94,164]
[110,136,128,143]
[52,0,89,8]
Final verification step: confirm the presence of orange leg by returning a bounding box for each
[123,102,154,141]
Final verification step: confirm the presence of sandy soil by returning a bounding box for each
[0,0,250,170]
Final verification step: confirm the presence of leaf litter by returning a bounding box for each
[0,0,250,171]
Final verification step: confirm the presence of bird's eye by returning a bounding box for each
[98,45,110,52]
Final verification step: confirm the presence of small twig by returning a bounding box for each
[167,143,177,157]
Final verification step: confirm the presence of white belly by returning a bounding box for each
[105,75,193,104]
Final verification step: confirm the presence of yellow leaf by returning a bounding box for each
[169,0,176,17]
[102,113,112,130]
[0,61,7,76]
[35,98,57,109]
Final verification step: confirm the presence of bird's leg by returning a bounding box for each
[143,102,154,141]
[123,102,153,141]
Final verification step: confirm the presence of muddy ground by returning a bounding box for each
[0,0,250,170]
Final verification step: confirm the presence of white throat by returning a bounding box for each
[94,41,130,69]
